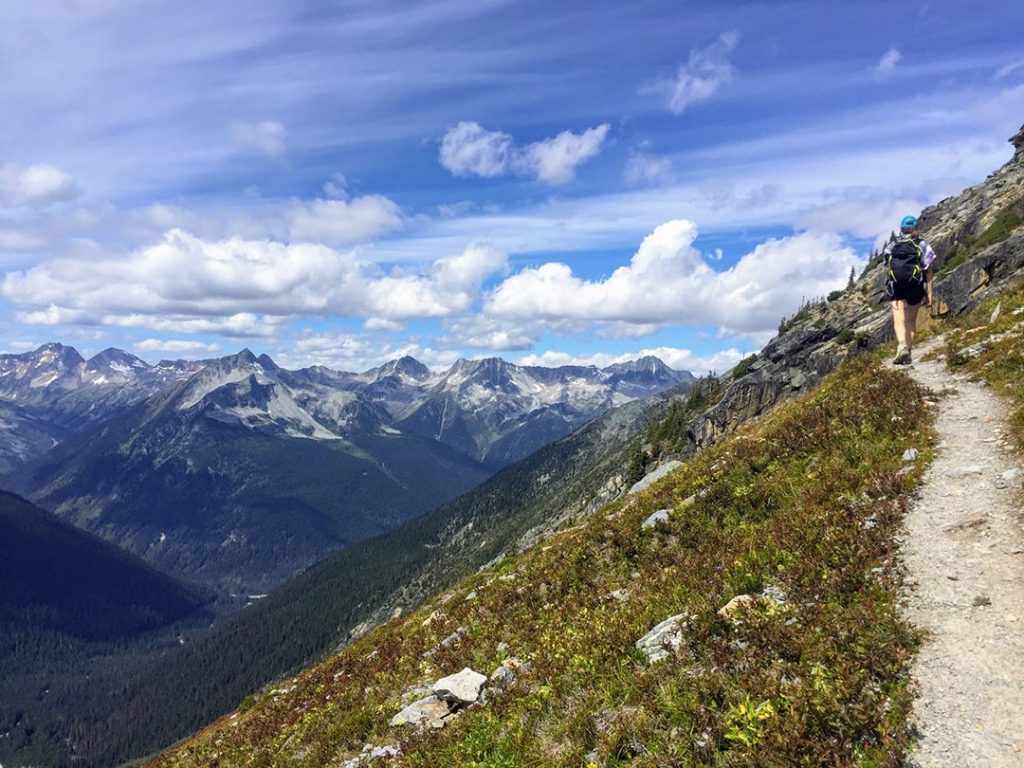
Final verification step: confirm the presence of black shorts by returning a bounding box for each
[886,280,926,305]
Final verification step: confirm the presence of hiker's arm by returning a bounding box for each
[925,265,934,306]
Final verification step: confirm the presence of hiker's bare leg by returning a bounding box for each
[904,303,921,349]
[891,301,908,346]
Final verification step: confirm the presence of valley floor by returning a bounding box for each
[902,338,1024,765]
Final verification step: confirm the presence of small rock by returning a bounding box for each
[433,667,487,705]
[943,513,987,532]
[972,595,992,607]
[760,584,788,605]
[945,465,987,478]
[717,594,757,620]
[490,657,521,688]
[389,696,451,727]
[496,641,509,655]
[642,509,671,529]
[635,613,687,663]
[1001,467,1023,483]
[627,460,684,495]
[368,745,400,760]
[990,301,1002,324]
[606,588,631,603]
[902,448,919,462]
[464,590,478,602]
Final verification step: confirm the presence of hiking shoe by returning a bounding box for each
[894,344,911,365]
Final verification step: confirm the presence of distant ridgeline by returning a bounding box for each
[1,347,690,594]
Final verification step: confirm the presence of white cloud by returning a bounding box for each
[624,152,674,186]
[995,60,1024,80]
[136,338,222,354]
[485,219,863,336]
[232,120,287,158]
[520,124,611,185]
[0,162,80,207]
[322,173,348,199]
[874,47,901,79]
[438,121,611,186]
[650,31,740,115]
[2,231,508,334]
[277,332,462,373]
[441,315,547,351]
[517,345,747,376]
[439,121,515,178]
[288,195,406,245]
[797,197,924,246]
[0,229,45,251]
[117,313,281,338]
[2,340,41,353]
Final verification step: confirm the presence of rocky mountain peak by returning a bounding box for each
[86,347,150,373]
[375,355,431,382]
[1011,123,1024,161]
[33,342,86,370]
[256,353,279,371]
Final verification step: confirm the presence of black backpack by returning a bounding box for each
[885,236,924,287]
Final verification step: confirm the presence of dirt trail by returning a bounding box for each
[900,337,1024,766]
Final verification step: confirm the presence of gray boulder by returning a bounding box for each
[433,667,487,705]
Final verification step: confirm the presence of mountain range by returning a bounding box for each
[1,344,692,592]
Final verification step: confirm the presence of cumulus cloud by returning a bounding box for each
[0,162,80,207]
[438,121,611,185]
[232,120,287,158]
[2,230,508,335]
[136,338,222,354]
[649,31,739,115]
[287,195,406,245]
[441,315,547,351]
[439,122,515,178]
[485,219,863,336]
[521,125,611,185]
[874,47,901,79]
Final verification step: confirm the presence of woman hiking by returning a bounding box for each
[883,214,935,365]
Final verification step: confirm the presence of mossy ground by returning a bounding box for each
[152,356,934,768]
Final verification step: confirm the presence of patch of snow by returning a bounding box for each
[30,372,58,388]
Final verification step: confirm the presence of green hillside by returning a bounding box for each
[152,354,934,767]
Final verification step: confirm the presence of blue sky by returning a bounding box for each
[1,0,1022,374]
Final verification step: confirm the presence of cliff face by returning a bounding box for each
[684,123,1024,452]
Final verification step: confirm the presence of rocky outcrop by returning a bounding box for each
[680,123,1024,456]
[1011,123,1024,162]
